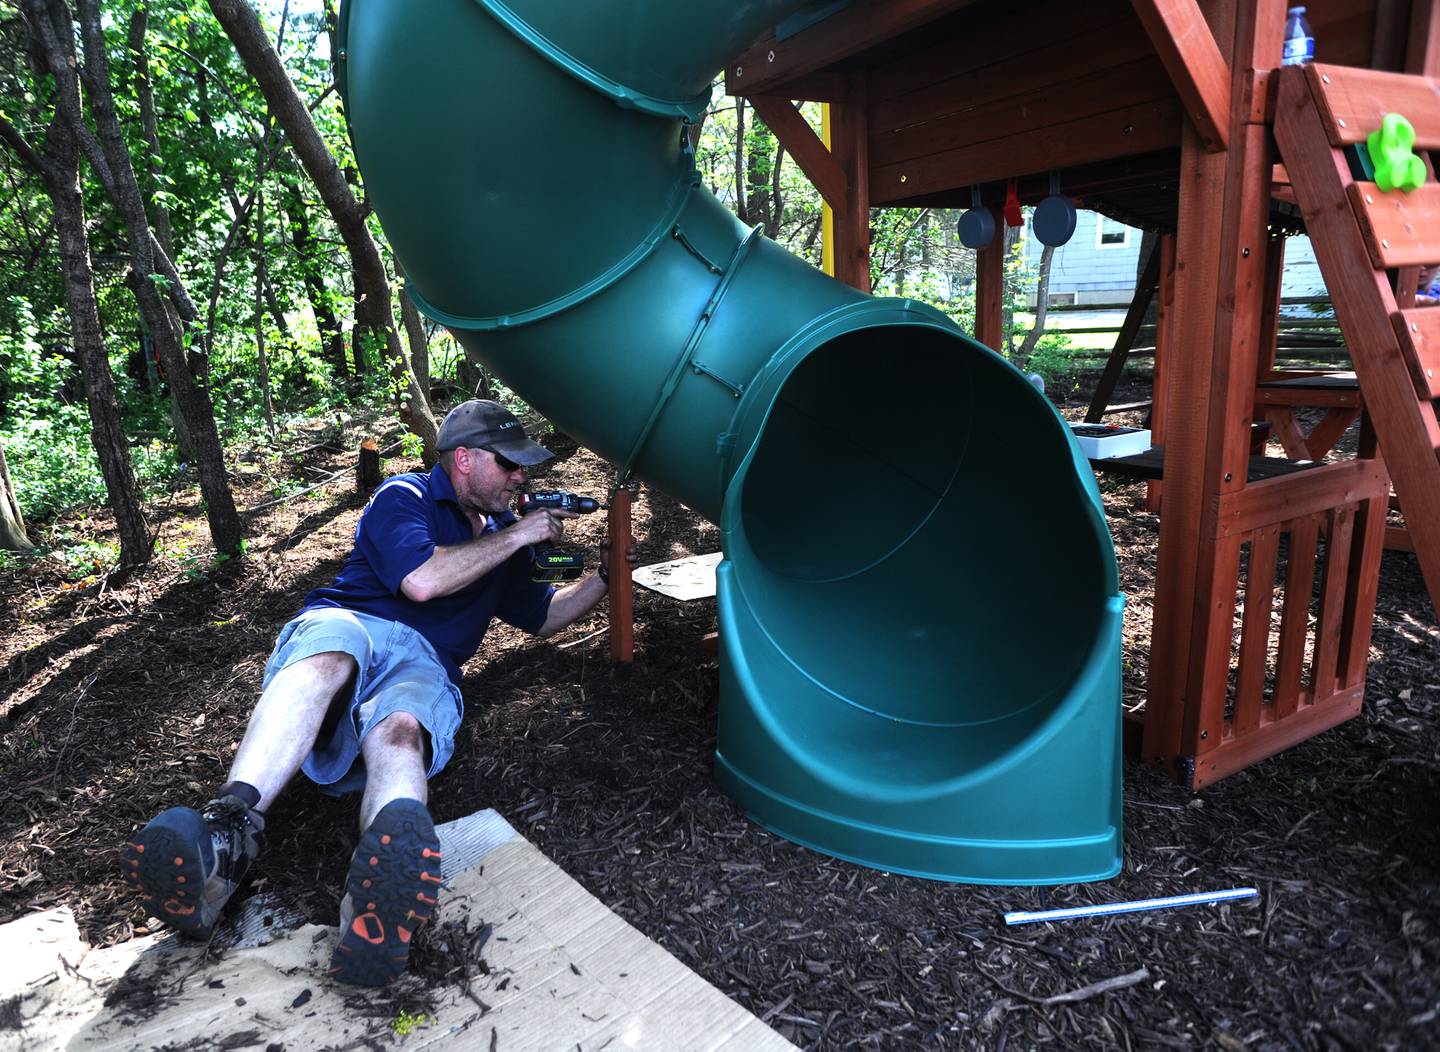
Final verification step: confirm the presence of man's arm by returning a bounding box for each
[534,537,640,638]
[400,510,570,602]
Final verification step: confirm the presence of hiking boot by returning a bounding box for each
[122,794,266,939]
[328,798,443,986]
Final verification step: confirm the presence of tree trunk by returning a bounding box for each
[126,4,174,260]
[400,288,429,406]
[0,443,34,553]
[209,0,438,465]
[0,109,152,564]
[284,181,347,376]
[35,0,242,556]
[1015,244,1056,365]
[255,184,276,437]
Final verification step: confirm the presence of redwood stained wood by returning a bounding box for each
[1273,515,1320,720]
[1145,123,1227,774]
[1341,425,1389,688]
[1128,0,1232,150]
[723,0,981,98]
[1194,685,1364,788]
[867,0,1135,105]
[1176,3,1283,768]
[608,489,634,663]
[1254,384,1363,408]
[870,58,1174,172]
[1310,503,1356,702]
[1087,240,1162,423]
[762,72,847,102]
[1347,182,1440,268]
[1408,0,1440,76]
[1215,457,1390,536]
[870,98,1184,204]
[746,95,849,214]
[1302,407,1362,458]
[1384,525,1416,550]
[1254,233,1286,402]
[1309,63,1440,147]
[831,76,871,292]
[973,212,1005,351]
[1391,306,1440,399]
[1234,525,1281,736]
[1275,64,1440,608]
[1148,234,1177,512]
[1183,534,1244,756]
[1263,407,1314,459]
[869,17,1151,142]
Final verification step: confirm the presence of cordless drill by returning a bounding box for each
[516,490,604,583]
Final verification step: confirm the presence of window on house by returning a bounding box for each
[1096,215,1131,249]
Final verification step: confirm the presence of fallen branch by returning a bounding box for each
[1042,967,1150,1006]
[244,440,403,512]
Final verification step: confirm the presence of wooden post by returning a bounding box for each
[1147,234,1177,512]
[830,75,871,292]
[1145,0,1284,783]
[973,210,1006,352]
[608,487,634,663]
[356,437,381,493]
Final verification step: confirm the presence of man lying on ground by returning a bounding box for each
[122,399,637,985]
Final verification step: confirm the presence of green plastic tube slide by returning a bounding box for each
[337,0,1124,884]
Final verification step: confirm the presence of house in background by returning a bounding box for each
[1024,210,1327,306]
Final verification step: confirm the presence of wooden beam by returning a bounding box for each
[869,57,1172,169]
[1147,233,1177,512]
[1215,458,1391,537]
[1191,685,1363,788]
[1303,407,1362,459]
[723,0,981,99]
[1144,121,1227,776]
[973,214,1005,351]
[870,98,1183,204]
[746,95,849,215]
[869,16,1152,140]
[830,76,871,292]
[1127,0,1232,151]
[608,489,634,663]
[1408,0,1440,76]
[1085,240,1161,423]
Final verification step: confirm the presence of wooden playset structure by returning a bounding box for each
[694,0,1440,788]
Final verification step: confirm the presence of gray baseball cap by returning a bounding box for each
[436,400,554,466]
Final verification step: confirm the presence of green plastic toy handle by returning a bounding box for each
[1368,112,1427,193]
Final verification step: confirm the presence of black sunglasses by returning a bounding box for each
[482,447,522,472]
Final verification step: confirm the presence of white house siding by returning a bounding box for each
[1023,211,1328,305]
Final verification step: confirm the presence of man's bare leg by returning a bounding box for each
[330,711,439,987]
[230,650,357,811]
[357,711,429,833]
[124,650,355,937]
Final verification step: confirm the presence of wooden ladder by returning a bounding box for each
[1273,63,1440,615]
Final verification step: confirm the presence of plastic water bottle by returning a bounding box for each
[1282,6,1314,66]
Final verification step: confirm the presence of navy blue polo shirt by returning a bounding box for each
[300,464,554,683]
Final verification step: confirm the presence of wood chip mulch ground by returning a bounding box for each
[1,382,1437,1050]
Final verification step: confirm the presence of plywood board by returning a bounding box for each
[0,810,794,1052]
[631,552,723,601]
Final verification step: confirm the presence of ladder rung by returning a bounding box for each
[1349,183,1440,269]
[1309,64,1440,149]
[1390,308,1440,401]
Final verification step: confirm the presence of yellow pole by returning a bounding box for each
[820,103,835,277]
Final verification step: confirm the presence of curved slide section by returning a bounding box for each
[337,0,1124,883]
